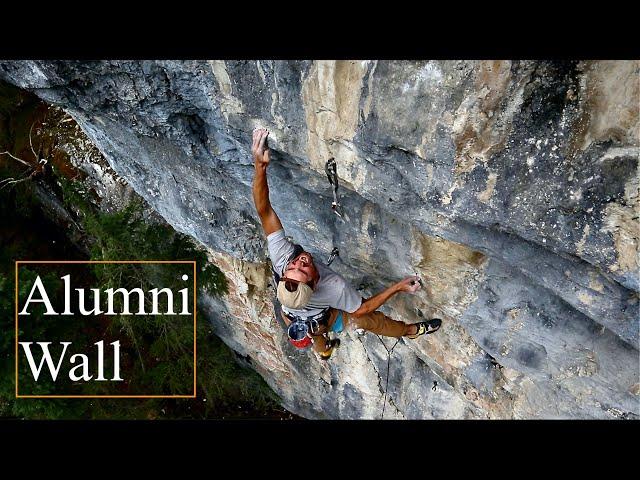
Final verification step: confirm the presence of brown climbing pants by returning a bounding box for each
[284,308,413,355]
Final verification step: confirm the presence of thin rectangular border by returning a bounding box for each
[15,260,197,399]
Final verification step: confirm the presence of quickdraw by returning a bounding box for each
[326,247,340,266]
[325,157,345,220]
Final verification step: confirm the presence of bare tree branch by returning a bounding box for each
[0,176,32,191]
[0,151,31,166]
[1,124,49,192]
[29,121,38,161]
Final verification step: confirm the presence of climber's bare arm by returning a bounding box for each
[252,128,283,236]
[351,276,421,317]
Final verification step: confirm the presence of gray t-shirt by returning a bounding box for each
[267,229,363,318]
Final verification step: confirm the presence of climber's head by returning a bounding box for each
[276,251,319,309]
[284,251,317,284]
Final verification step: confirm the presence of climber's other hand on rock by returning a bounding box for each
[397,276,422,294]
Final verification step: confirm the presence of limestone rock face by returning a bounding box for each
[2,60,637,419]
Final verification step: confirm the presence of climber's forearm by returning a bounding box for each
[252,164,272,216]
[252,164,283,235]
[351,284,400,317]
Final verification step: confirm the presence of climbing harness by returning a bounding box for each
[376,335,400,420]
[325,157,345,220]
[326,247,339,266]
[285,308,327,339]
[284,308,330,350]
[287,318,320,349]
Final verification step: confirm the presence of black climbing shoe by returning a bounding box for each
[407,318,442,339]
[319,338,341,361]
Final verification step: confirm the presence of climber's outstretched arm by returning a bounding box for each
[351,276,421,317]
[252,128,283,236]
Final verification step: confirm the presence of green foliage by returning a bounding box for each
[0,269,91,419]
[1,127,283,418]
[56,173,227,295]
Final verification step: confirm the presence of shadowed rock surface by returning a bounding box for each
[2,60,637,419]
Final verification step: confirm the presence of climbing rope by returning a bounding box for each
[375,281,422,418]
[376,335,400,420]
[323,157,401,419]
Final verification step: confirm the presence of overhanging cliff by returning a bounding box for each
[1,60,637,419]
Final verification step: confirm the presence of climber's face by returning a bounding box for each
[283,252,318,289]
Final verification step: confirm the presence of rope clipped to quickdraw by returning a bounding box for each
[376,335,400,420]
[324,158,343,264]
[323,156,399,418]
[325,157,345,220]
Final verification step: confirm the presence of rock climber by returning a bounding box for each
[251,128,441,360]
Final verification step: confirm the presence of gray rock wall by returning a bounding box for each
[2,60,637,418]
